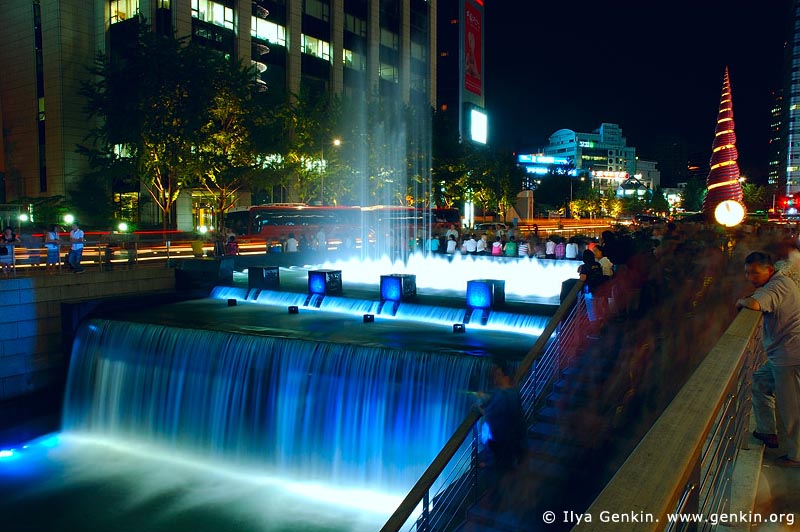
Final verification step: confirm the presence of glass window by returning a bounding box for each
[343,48,365,71]
[192,0,234,30]
[302,34,331,62]
[252,17,286,46]
[304,0,330,21]
[109,0,139,25]
[380,28,399,50]
[379,62,398,82]
[344,13,367,37]
[410,40,426,61]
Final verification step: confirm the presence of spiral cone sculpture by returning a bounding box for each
[703,67,745,224]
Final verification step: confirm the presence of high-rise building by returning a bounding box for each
[648,136,688,188]
[768,88,784,187]
[0,0,438,212]
[782,0,800,194]
[436,0,485,145]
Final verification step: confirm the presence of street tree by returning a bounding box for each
[80,23,235,230]
[188,51,264,232]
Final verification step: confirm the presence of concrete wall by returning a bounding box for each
[0,268,174,402]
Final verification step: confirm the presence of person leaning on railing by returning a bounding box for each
[0,227,17,276]
[68,222,85,274]
[737,251,800,467]
[44,224,61,274]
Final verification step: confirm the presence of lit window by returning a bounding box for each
[108,0,139,26]
[252,17,286,46]
[302,34,331,62]
[343,49,365,71]
[192,0,234,30]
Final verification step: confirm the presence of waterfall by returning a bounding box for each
[63,319,491,492]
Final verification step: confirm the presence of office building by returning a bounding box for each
[0,0,438,223]
[781,0,800,193]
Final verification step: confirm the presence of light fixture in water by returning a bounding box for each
[363,314,374,323]
[453,323,466,333]
[380,274,416,302]
[308,269,343,296]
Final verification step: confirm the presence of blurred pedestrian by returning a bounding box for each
[737,251,800,466]
[68,222,85,274]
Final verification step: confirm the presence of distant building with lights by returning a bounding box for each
[769,88,783,187]
[780,0,800,194]
[542,123,637,178]
[533,122,659,196]
[0,0,438,226]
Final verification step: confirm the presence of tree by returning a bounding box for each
[649,186,670,215]
[680,177,707,212]
[742,182,775,213]
[80,22,237,230]
[189,51,263,232]
[262,89,340,204]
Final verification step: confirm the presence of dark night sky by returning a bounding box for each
[484,0,792,181]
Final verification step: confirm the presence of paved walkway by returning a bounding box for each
[753,442,800,531]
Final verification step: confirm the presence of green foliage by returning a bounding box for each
[430,110,522,216]
[80,21,265,229]
[649,186,670,215]
[742,182,775,213]
[16,195,68,228]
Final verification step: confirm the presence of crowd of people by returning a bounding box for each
[426,223,596,261]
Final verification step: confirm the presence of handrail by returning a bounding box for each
[575,308,763,531]
[380,410,481,532]
[512,280,585,386]
[381,279,586,532]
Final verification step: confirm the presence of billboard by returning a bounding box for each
[464,0,482,96]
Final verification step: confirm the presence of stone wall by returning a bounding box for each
[0,268,174,402]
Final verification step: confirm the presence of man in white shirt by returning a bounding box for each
[69,222,85,273]
[464,234,478,255]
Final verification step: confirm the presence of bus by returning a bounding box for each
[227,204,453,250]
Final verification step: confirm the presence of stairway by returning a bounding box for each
[456,327,626,532]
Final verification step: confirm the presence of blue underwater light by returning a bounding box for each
[466,280,493,310]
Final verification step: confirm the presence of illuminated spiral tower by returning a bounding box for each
[703,67,745,225]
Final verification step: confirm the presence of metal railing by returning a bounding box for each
[381,280,587,532]
[575,308,763,531]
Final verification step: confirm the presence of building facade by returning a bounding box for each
[782,0,800,194]
[542,123,637,178]
[0,0,438,225]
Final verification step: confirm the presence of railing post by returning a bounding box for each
[420,490,430,532]
[166,240,171,263]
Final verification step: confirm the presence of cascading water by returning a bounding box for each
[63,319,491,492]
[213,287,550,335]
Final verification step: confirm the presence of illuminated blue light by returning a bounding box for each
[308,271,328,295]
[466,280,493,310]
[0,449,14,459]
[380,276,402,302]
